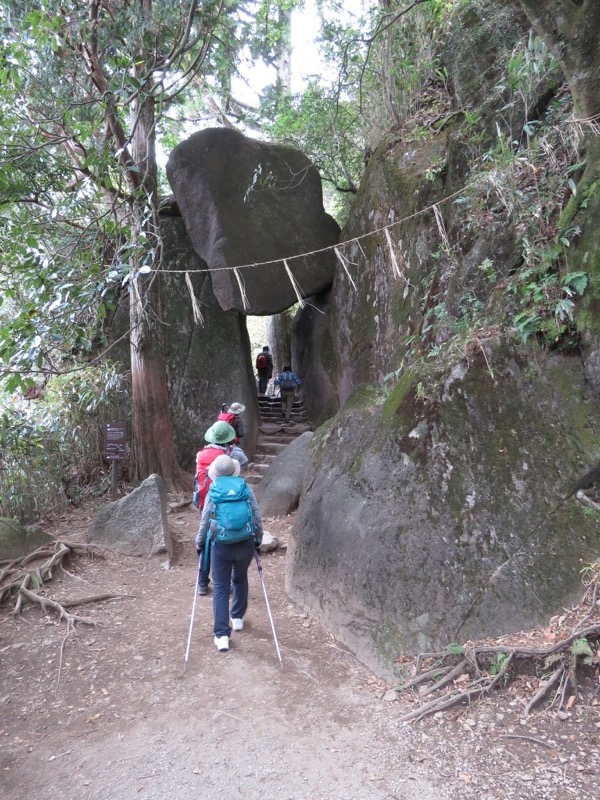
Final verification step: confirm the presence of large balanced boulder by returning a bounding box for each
[0,517,54,560]
[166,128,340,315]
[86,474,172,559]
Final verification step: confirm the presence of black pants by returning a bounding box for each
[257,369,269,394]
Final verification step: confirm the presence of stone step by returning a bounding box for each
[260,417,307,427]
[260,408,308,422]
[259,398,305,407]
[257,435,295,446]
[252,452,276,464]
[249,462,270,473]
[258,400,305,411]
[258,441,289,456]
[248,395,311,489]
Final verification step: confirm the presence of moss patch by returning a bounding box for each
[380,369,419,424]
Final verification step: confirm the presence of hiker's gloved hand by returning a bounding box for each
[196,545,203,557]
[254,540,261,552]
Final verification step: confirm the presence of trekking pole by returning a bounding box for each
[254,551,283,667]
[183,556,202,675]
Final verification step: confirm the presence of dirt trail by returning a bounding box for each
[1,505,446,800]
[1,502,599,800]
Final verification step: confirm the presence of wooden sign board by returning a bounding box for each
[104,421,126,461]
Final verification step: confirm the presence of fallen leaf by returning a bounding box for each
[454,673,471,684]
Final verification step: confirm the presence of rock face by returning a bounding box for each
[285,0,600,679]
[159,214,259,470]
[287,351,600,679]
[292,291,338,427]
[166,128,340,315]
[0,517,54,560]
[86,474,172,559]
[254,431,314,517]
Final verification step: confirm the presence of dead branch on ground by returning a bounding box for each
[395,564,600,723]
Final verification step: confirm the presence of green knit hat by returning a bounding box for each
[205,421,236,444]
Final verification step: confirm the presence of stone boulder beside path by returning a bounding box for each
[0,517,54,560]
[86,474,173,561]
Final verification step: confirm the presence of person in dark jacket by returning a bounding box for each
[195,455,263,652]
[255,345,273,395]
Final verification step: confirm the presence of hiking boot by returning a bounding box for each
[214,635,229,651]
[197,584,208,596]
[231,618,244,631]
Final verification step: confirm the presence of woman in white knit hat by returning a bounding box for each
[195,454,263,652]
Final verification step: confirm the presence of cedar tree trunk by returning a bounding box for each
[128,0,187,491]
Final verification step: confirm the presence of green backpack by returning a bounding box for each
[208,476,253,544]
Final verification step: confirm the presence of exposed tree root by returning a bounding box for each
[18,585,98,627]
[0,539,135,694]
[396,564,600,723]
[0,539,106,625]
[398,652,514,722]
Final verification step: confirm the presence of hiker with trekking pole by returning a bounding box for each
[194,454,264,652]
[192,421,249,596]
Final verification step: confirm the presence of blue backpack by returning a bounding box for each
[208,476,253,544]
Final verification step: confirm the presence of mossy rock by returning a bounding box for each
[0,517,54,561]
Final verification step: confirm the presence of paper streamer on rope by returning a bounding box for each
[154,186,469,279]
[384,228,410,299]
[334,246,357,291]
[233,267,251,311]
[185,271,204,325]
[432,204,451,251]
[283,259,306,308]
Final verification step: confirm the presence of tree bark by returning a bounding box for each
[274,5,293,98]
[129,0,186,491]
[518,0,600,120]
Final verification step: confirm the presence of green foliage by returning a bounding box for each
[488,652,509,676]
[500,31,560,131]
[445,642,465,656]
[263,81,363,217]
[510,258,588,345]
[0,0,288,392]
[544,635,595,677]
[570,637,593,659]
[448,29,587,351]
[0,364,129,521]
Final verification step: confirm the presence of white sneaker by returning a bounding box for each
[231,618,244,631]
[214,635,229,651]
